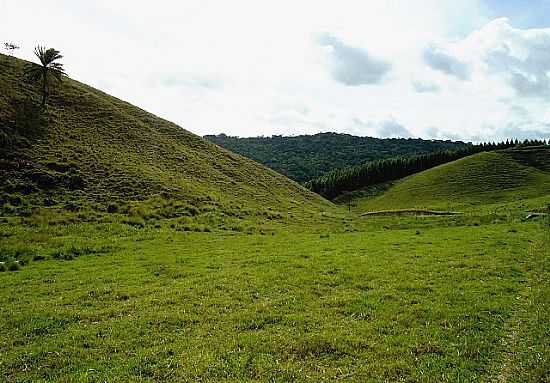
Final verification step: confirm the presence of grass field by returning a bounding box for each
[1,209,549,382]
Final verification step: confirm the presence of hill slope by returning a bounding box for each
[355,148,550,211]
[0,54,332,228]
[205,133,470,183]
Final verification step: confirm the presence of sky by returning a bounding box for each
[2,0,550,142]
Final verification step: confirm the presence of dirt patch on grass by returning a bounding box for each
[361,209,461,217]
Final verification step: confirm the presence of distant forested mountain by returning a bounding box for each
[205,133,470,182]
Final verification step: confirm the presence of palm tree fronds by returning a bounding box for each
[28,45,67,107]
[49,69,64,83]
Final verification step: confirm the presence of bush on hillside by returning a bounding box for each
[7,261,20,271]
[51,244,104,260]
[0,126,15,148]
[13,99,47,137]
[107,203,119,213]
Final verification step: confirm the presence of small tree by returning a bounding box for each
[25,46,66,107]
[3,42,20,55]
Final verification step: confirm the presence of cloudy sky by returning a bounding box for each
[2,0,550,141]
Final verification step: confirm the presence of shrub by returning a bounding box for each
[29,171,58,189]
[46,161,73,173]
[9,195,22,206]
[0,263,6,272]
[0,246,36,264]
[43,197,57,206]
[17,254,32,266]
[1,203,16,214]
[0,128,15,148]
[64,202,80,212]
[107,203,119,213]
[51,245,99,260]
[124,216,145,227]
[7,261,20,271]
[64,173,85,189]
[13,98,47,136]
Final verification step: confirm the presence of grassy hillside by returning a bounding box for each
[355,148,550,212]
[0,53,333,230]
[205,133,469,183]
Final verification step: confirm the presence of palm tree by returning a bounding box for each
[26,46,66,107]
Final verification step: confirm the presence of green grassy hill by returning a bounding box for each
[355,148,550,212]
[0,54,333,230]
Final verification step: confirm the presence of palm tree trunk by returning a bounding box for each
[41,68,47,108]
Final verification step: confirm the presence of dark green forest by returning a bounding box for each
[205,133,470,183]
[306,140,549,199]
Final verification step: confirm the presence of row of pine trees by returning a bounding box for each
[306,139,548,199]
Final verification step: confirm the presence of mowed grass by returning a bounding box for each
[356,149,550,212]
[1,217,548,382]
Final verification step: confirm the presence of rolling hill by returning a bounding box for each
[0,53,332,229]
[355,147,550,212]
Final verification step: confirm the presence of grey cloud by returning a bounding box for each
[412,81,440,93]
[469,120,550,142]
[509,105,529,117]
[353,118,412,138]
[425,126,464,141]
[378,120,412,138]
[319,34,391,86]
[497,122,550,140]
[423,45,471,80]
[485,35,550,99]
[425,126,440,138]
[509,72,549,97]
[159,74,223,89]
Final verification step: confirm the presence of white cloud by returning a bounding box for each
[478,18,550,99]
[1,1,549,141]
